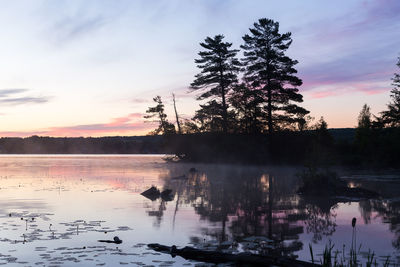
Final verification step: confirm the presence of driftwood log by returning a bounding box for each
[147,243,321,267]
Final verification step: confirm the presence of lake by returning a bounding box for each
[0,155,398,266]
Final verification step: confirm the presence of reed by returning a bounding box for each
[308,217,398,267]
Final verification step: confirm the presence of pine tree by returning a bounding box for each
[241,18,309,133]
[380,56,400,127]
[192,100,225,132]
[144,96,175,135]
[356,104,373,154]
[357,104,372,129]
[190,35,241,133]
[230,83,266,133]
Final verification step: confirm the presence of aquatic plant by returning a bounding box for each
[310,243,315,264]
[307,217,400,267]
[350,217,358,266]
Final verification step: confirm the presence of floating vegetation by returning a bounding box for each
[0,211,148,266]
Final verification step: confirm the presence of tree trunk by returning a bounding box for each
[267,85,273,134]
[159,111,167,134]
[172,93,182,134]
[219,69,228,134]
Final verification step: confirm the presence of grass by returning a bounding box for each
[309,218,398,267]
[309,243,398,267]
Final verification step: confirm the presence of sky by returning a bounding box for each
[0,0,399,137]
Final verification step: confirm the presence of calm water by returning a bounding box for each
[0,155,399,266]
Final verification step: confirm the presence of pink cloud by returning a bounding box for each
[106,113,143,127]
[309,91,338,99]
[305,80,390,99]
[300,66,393,99]
[294,0,399,101]
[0,113,157,137]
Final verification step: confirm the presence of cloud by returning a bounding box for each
[295,0,400,98]
[308,0,400,43]
[0,89,50,105]
[131,98,149,104]
[41,1,132,46]
[0,97,48,104]
[305,81,389,99]
[300,56,394,91]
[47,113,151,136]
[50,15,107,44]
[0,113,154,137]
[0,89,28,97]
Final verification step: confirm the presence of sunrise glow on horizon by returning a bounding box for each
[0,0,399,137]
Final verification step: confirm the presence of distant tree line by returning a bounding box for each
[0,136,171,154]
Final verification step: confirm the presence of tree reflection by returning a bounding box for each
[145,199,167,227]
[348,178,400,251]
[144,166,400,255]
[157,166,311,257]
[301,198,337,243]
[360,199,400,250]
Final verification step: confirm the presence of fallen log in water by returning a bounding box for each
[98,236,122,244]
[147,243,320,267]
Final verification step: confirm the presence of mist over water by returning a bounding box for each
[0,155,398,266]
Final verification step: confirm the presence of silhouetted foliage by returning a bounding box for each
[192,100,224,132]
[191,100,236,133]
[241,18,309,133]
[313,117,333,147]
[190,35,241,133]
[230,83,266,133]
[181,119,201,134]
[380,57,400,127]
[357,104,372,129]
[355,104,374,158]
[144,96,176,135]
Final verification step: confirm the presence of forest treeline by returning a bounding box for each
[0,128,350,154]
[0,126,397,168]
[144,18,400,167]
[0,136,167,154]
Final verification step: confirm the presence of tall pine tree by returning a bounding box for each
[190,35,241,133]
[241,18,309,133]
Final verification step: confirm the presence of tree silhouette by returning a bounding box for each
[230,83,266,133]
[380,56,400,127]
[144,96,176,135]
[355,104,374,156]
[241,18,309,133]
[191,35,241,133]
[192,100,234,132]
[358,104,372,129]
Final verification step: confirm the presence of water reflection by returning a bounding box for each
[361,198,400,250]
[302,199,337,243]
[0,156,398,265]
[157,165,400,261]
[158,166,305,257]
